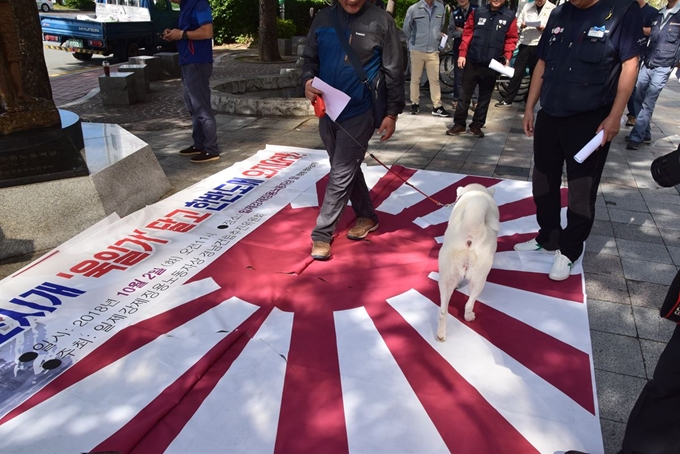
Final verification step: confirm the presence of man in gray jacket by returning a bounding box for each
[403,0,450,116]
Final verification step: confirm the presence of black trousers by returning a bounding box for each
[453,61,497,128]
[501,44,538,104]
[620,320,680,454]
[532,107,611,262]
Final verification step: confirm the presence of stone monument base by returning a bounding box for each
[0,123,171,260]
[0,99,60,135]
[0,110,88,188]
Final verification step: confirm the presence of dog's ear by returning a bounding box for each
[457,186,465,198]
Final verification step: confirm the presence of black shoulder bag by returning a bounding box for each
[331,7,387,128]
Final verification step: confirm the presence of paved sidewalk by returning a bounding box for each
[3,49,680,453]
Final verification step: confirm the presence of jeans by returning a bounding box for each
[629,64,673,144]
[181,63,219,155]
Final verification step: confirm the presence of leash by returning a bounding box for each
[313,96,453,208]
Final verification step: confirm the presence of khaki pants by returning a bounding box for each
[409,50,441,108]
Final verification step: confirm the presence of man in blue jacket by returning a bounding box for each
[626,0,680,150]
[302,0,405,260]
[162,0,220,163]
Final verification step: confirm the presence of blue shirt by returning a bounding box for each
[177,0,213,65]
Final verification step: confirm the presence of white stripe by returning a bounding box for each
[377,170,465,215]
[167,307,293,454]
[490,179,535,207]
[493,250,584,276]
[0,297,260,453]
[387,289,603,454]
[334,307,449,454]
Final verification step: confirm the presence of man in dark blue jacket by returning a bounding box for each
[447,0,477,105]
[626,0,680,149]
[302,0,405,260]
[162,0,219,163]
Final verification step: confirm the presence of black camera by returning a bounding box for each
[651,144,680,187]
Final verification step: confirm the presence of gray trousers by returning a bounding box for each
[312,109,378,243]
[181,63,219,155]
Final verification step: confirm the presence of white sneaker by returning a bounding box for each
[514,238,551,253]
[549,251,573,281]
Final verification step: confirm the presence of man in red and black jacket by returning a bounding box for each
[446,0,518,138]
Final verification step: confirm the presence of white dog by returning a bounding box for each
[436,183,499,342]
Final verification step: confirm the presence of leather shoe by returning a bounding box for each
[446,124,466,135]
[469,125,484,138]
[347,217,379,240]
[311,241,331,260]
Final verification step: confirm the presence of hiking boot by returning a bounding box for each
[432,106,451,117]
[191,152,220,163]
[446,124,466,136]
[410,104,420,115]
[347,217,379,240]
[179,145,201,156]
[514,238,552,253]
[626,141,640,150]
[311,241,331,260]
[625,115,636,127]
[549,251,573,281]
[469,125,484,138]
[495,100,512,107]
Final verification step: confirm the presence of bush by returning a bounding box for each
[277,18,296,39]
[64,0,95,10]
[210,0,259,45]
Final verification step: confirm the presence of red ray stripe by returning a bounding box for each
[0,287,237,426]
[92,307,272,454]
[499,196,538,222]
[274,311,348,454]
[488,268,584,303]
[366,301,540,453]
[419,284,593,414]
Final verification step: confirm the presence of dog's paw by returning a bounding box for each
[436,333,446,342]
[464,311,476,322]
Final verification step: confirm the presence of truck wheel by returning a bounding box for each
[73,52,93,61]
[113,42,140,62]
[127,43,140,59]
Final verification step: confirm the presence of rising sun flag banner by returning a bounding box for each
[0,145,602,454]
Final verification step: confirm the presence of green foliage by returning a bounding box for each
[64,0,95,10]
[209,0,259,45]
[277,18,295,39]
[283,0,328,36]
[394,0,420,29]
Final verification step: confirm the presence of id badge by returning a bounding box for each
[587,27,605,38]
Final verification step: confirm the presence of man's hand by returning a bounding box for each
[597,114,621,145]
[377,116,396,142]
[305,79,323,103]
[537,25,544,31]
[456,27,463,33]
[162,28,182,41]
[523,107,535,137]
[457,56,466,69]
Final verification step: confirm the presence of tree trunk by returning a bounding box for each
[259,0,281,62]
[386,0,396,16]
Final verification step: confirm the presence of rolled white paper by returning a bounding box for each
[440,34,448,49]
[574,130,604,164]
[489,58,515,78]
[525,20,541,27]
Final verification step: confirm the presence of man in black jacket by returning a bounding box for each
[446,0,518,138]
[517,0,644,281]
[301,0,405,261]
